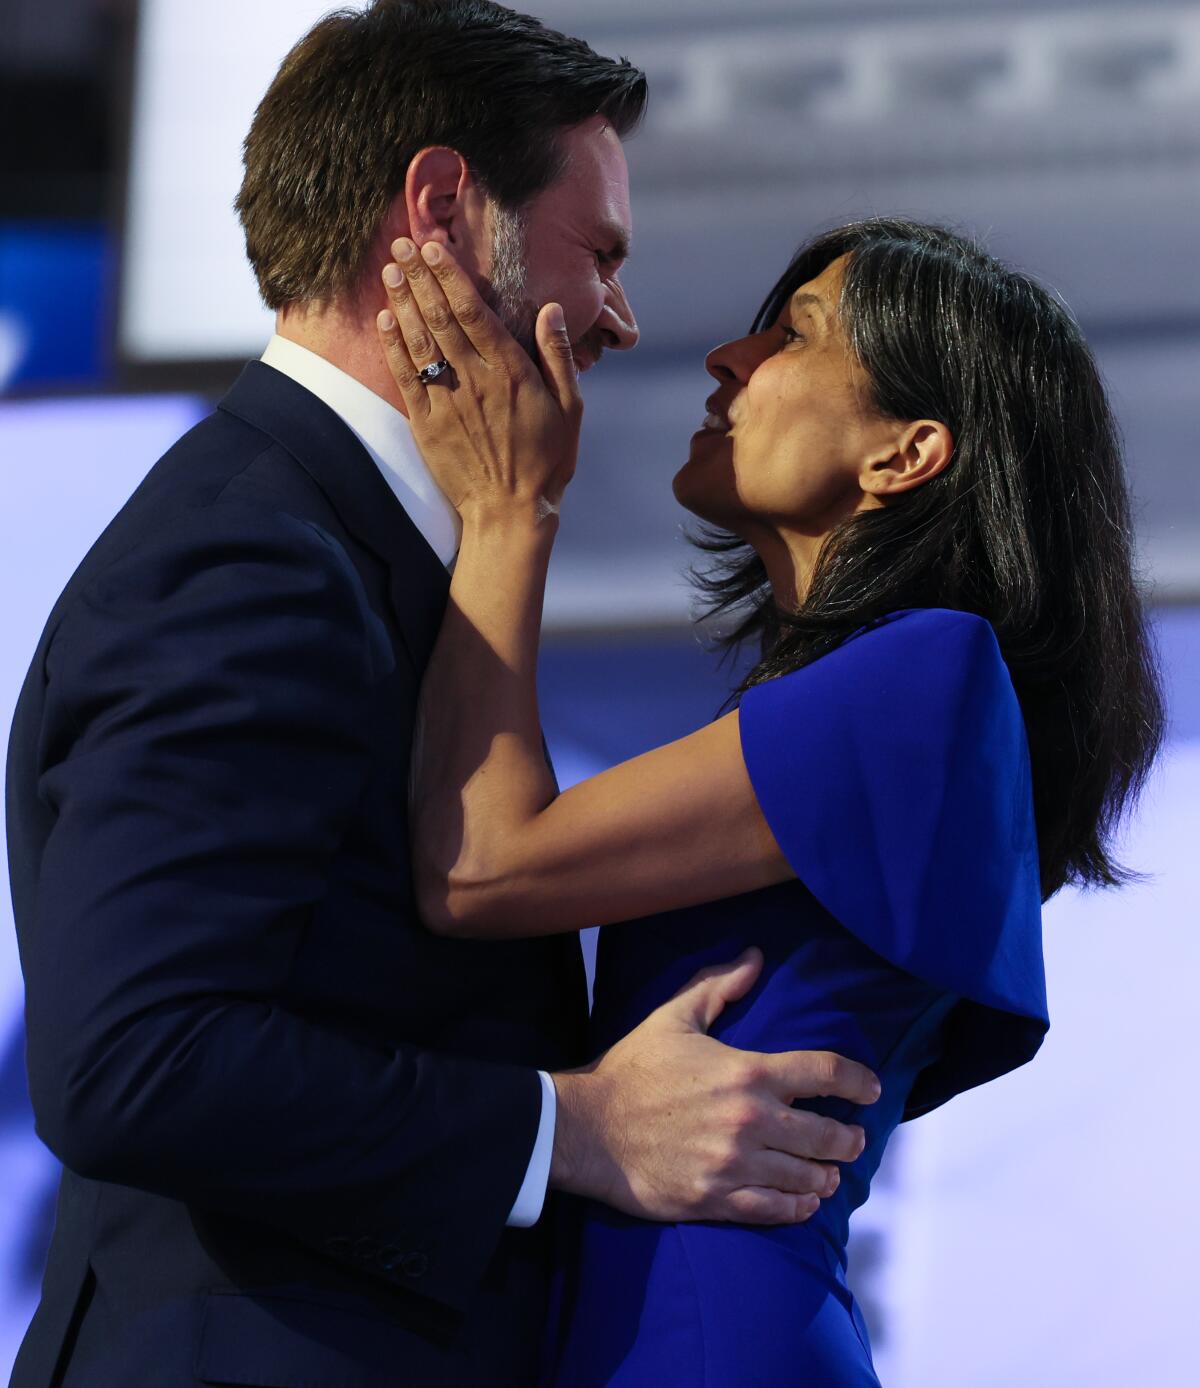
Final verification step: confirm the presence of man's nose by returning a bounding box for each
[596,275,639,352]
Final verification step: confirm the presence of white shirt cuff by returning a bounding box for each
[506,1070,556,1228]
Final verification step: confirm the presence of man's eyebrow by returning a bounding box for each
[789,291,830,329]
[596,226,632,263]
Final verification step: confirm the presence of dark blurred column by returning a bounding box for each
[0,0,128,386]
[0,0,126,219]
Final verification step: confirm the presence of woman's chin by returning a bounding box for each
[673,453,740,530]
[671,455,703,513]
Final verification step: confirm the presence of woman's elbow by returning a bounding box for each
[415,887,470,938]
[414,865,501,938]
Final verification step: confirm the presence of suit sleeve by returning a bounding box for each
[22,499,541,1311]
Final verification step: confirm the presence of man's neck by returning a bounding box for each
[275,295,410,419]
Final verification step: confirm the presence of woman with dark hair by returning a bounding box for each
[375,218,1162,1385]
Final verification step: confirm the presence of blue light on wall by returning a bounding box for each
[1,391,208,1367]
[0,224,109,391]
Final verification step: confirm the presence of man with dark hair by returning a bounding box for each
[6,3,876,1383]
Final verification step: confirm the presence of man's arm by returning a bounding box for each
[514,954,878,1231]
[551,949,875,1224]
[22,500,539,1312]
[23,498,872,1302]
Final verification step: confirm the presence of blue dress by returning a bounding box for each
[543,608,1048,1386]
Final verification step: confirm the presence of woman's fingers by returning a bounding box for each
[404,239,527,370]
[535,303,583,424]
[374,237,581,519]
[381,252,458,385]
[387,239,482,373]
[376,307,430,423]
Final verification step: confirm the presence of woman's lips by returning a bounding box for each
[700,409,730,433]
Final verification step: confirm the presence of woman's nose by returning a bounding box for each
[597,275,639,352]
[705,337,753,385]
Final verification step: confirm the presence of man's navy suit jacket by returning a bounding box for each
[4,362,588,1386]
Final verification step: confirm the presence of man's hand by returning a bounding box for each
[550,948,880,1225]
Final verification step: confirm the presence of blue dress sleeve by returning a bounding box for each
[738,607,1048,1118]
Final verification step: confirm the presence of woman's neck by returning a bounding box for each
[754,529,823,613]
[756,493,887,611]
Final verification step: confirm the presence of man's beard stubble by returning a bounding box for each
[485,199,605,370]
[484,200,539,357]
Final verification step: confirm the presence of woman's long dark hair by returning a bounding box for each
[695,218,1164,900]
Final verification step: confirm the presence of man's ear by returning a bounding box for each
[862,420,955,498]
[402,146,488,264]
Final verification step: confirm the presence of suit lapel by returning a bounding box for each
[218,362,450,675]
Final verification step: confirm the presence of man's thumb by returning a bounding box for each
[668,947,764,1034]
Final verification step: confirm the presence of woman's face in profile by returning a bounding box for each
[673,254,896,543]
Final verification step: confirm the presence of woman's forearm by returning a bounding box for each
[410,507,558,930]
[380,244,788,938]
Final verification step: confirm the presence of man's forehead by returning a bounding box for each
[554,119,632,226]
[558,135,626,187]
[560,114,623,159]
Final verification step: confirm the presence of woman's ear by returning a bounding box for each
[403,146,487,262]
[862,420,955,498]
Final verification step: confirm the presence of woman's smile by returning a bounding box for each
[692,392,734,439]
[697,400,732,435]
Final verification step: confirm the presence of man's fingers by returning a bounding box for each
[761,1102,867,1165]
[718,1189,820,1226]
[740,1149,841,1199]
[375,308,430,422]
[763,1049,881,1108]
[665,947,764,1034]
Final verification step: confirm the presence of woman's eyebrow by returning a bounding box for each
[789,292,829,330]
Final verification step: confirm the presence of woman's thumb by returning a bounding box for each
[536,303,581,414]
[668,947,764,1034]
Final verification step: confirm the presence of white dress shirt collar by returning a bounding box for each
[260,334,461,568]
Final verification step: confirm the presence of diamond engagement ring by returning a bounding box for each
[417,358,451,384]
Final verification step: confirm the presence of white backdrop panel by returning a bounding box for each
[119,0,336,359]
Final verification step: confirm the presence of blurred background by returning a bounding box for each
[1,0,1197,1381]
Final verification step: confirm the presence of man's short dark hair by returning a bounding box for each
[236,0,648,310]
